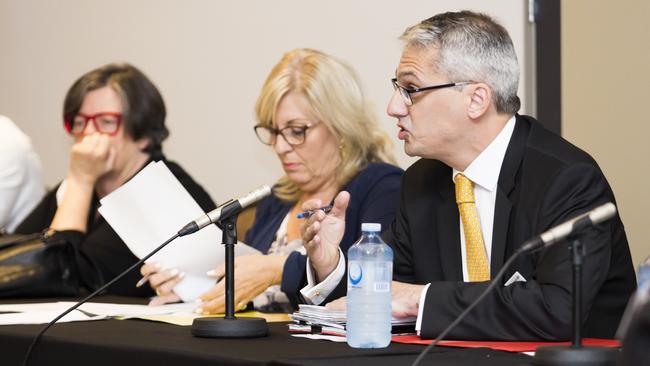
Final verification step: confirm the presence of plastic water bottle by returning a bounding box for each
[346,223,393,348]
[639,256,650,291]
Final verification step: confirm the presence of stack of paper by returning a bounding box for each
[288,304,416,337]
[98,161,260,302]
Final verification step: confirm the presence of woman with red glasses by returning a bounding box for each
[13,63,216,297]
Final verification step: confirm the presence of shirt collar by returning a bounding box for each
[452,116,516,192]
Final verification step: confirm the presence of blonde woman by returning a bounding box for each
[146,49,402,312]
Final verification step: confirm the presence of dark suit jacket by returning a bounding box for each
[246,162,403,308]
[385,115,636,340]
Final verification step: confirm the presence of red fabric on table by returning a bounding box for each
[391,336,620,353]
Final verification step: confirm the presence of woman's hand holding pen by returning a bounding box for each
[139,263,184,306]
[295,204,333,219]
[301,191,349,282]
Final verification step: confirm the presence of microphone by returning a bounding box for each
[178,185,272,237]
[520,202,617,252]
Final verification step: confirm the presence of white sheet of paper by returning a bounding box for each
[0,301,198,325]
[0,301,197,316]
[0,302,72,313]
[0,311,100,325]
[98,161,260,301]
[291,334,347,342]
[75,301,199,317]
[0,309,105,325]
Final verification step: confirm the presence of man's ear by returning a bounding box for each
[467,83,491,119]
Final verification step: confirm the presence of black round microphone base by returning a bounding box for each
[533,345,620,366]
[191,317,269,338]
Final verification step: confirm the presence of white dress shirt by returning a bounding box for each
[0,116,45,233]
[415,116,516,332]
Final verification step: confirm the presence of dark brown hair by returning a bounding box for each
[63,63,169,155]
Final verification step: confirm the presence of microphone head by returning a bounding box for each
[239,185,272,208]
[589,202,617,225]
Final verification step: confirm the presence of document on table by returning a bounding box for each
[290,304,417,329]
[98,161,260,302]
[291,334,348,342]
[0,310,103,325]
[0,301,290,326]
[288,304,416,343]
[0,301,197,325]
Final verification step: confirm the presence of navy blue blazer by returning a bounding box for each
[245,162,403,308]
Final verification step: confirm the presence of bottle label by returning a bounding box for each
[348,260,392,292]
[374,281,390,292]
[349,262,363,288]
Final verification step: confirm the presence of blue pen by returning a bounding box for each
[296,204,333,219]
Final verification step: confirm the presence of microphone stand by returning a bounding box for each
[534,235,619,366]
[190,214,268,338]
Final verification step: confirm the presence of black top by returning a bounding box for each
[14,156,216,297]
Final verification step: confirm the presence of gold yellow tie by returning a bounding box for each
[454,173,490,282]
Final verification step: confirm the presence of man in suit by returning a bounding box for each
[301,10,636,340]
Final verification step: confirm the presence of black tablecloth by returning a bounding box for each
[0,297,534,366]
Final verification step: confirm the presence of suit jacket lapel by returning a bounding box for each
[436,173,463,280]
[491,189,512,275]
[491,115,529,276]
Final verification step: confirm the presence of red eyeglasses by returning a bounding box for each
[64,112,122,136]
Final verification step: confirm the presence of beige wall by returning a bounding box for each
[3,1,643,267]
[562,0,650,270]
[0,0,529,200]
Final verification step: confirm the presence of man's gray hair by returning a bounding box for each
[400,11,521,114]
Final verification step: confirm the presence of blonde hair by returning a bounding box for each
[255,48,396,202]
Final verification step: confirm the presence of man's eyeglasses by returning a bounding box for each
[391,78,472,106]
[254,121,316,146]
[64,112,122,136]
